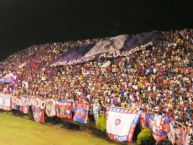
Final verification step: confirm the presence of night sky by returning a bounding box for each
[0,0,193,61]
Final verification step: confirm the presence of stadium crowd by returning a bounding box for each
[0,29,193,140]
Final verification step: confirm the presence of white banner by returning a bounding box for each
[0,93,12,111]
[106,107,140,142]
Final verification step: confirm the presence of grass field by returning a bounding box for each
[0,112,119,145]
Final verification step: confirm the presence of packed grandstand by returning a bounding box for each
[0,29,192,145]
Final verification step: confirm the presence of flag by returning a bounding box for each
[19,96,30,114]
[92,103,100,122]
[0,73,17,84]
[167,123,176,145]
[32,106,45,123]
[11,96,18,110]
[31,98,45,123]
[73,103,89,124]
[140,112,150,129]
[175,127,190,145]
[162,117,171,134]
[100,61,111,68]
[84,35,127,59]
[55,100,73,119]
[30,59,39,71]
[45,99,56,117]
[106,107,141,142]
[0,93,12,111]
[148,114,169,142]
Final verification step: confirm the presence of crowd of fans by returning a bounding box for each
[0,29,193,140]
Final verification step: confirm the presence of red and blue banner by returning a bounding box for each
[148,114,170,142]
[55,101,73,119]
[140,112,150,129]
[73,103,89,124]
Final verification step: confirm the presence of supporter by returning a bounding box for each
[0,29,192,139]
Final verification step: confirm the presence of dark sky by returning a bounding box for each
[0,0,193,61]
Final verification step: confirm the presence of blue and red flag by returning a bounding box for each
[32,106,45,123]
[73,103,89,124]
[55,101,73,119]
[148,114,170,142]
[140,112,150,129]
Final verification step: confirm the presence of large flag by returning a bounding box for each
[0,93,12,111]
[148,114,170,142]
[51,44,95,66]
[121,31,160,52]
[83,35,127,59]
[100,61,111,68]
[73,103,89,124]
[55,101,73,119]
[106,107,141,142]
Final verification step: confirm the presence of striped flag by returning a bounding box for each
[73,103,89,124]
[55,101,73,119]
[140,112,150,129]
